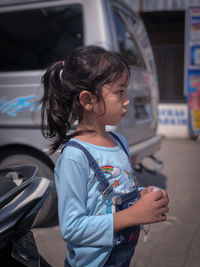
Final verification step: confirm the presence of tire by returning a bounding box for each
[0,149,57,227]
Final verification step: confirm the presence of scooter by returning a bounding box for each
[0,165,53,267]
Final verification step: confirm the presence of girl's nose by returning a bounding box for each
[124,97,130,107]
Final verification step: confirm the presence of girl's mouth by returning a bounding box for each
[122,112,127,117]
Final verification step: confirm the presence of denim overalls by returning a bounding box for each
[65,134,140,267]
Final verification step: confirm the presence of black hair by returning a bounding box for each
[41,45,130,153]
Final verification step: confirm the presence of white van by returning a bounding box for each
[0,0,161,226]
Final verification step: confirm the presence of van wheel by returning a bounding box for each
[0,149,57,227]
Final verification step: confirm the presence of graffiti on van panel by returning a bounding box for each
[0,95,41,117]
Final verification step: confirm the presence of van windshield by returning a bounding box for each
[112,7,146,69]
[0,4,83,71]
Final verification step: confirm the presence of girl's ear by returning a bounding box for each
[79,90,95,111]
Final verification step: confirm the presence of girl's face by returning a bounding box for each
[93,76,130,126]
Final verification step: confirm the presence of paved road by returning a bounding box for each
[33,138,200,267]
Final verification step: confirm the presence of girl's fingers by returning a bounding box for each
[148,187,169,201]
[151,214,167,223]
[156,197,169,208]
[146,186,155,193]
[161,189,168,198]
[156,206,169,216]
[151,190,164,200]
[157,214,167,222]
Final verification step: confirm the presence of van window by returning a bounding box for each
[0,4,83,71]
[113,9,146,69]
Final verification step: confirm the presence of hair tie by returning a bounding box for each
[59,69,63,80]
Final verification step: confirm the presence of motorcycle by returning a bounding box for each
[0,164,53,266]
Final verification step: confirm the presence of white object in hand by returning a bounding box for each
[152,187,161,192]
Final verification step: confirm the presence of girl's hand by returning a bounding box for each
[140,186,168,198]
[132,189,169,224]
[114,189,169,232]
[139,187,148,198]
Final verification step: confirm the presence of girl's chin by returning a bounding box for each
[106,121,121,126]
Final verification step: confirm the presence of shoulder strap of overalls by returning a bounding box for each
[108,132,129,157]
[109,132,141,198]
[63,141,113,197]
[108,132,134,169]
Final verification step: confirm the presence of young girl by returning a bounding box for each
[41,45,169,267]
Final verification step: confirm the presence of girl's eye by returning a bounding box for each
[116,90,124,95]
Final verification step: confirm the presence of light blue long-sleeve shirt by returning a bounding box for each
[54,133,140,267]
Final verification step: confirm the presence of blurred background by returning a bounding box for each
[0,0,200,266]
[126,0,200,140]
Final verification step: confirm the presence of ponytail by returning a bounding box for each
[41,61,83,154]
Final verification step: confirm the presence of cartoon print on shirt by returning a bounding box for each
[99,164,136,191]
[96,163,137,215]
[113,179,120,188]
[124,168,136,191]
[96,200,115,215]
[106,200,116,214]
[100,165,121,178]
